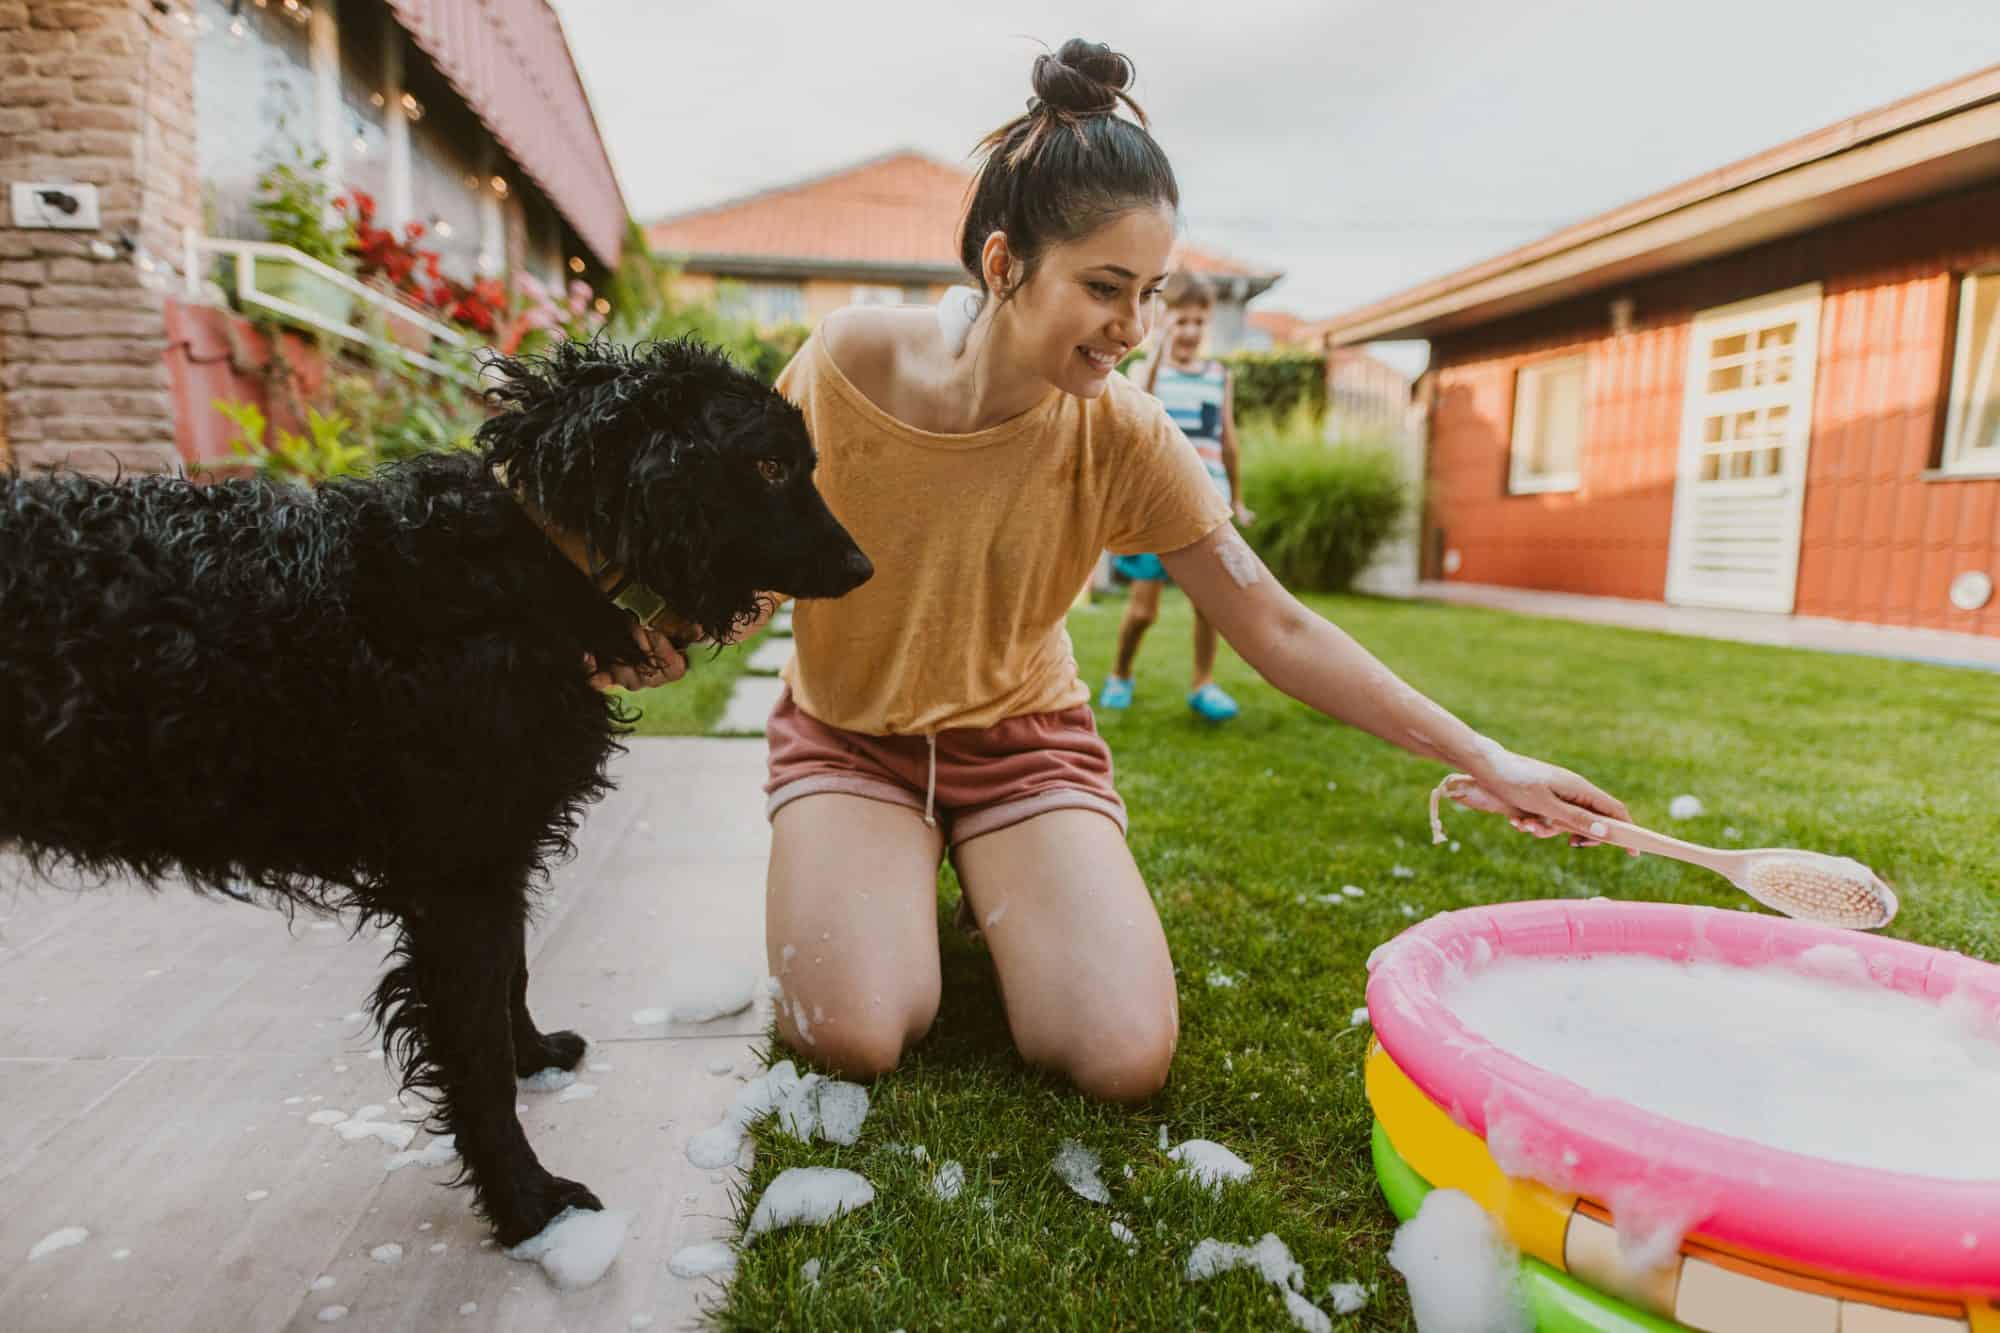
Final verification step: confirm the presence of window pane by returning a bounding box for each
[193,0,317,240]
[1949,273,2000,462]
[1512,356,1586,487]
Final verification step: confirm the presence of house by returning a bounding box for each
[0,0,627,476]
[1324,64,2000,640]
[644,149,1284,352]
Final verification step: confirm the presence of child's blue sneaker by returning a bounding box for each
[1187,682,1239,722]
[1098,676,1134,710]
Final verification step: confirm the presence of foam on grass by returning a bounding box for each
[1168,1139,1254,1194]
[745,1167,874,1240]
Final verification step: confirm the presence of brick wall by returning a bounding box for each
[0,0,199,476]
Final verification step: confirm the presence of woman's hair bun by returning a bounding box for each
[1030,39,1137,120]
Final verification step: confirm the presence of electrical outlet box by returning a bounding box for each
[10,182,101,230]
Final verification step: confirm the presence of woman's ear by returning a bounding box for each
[980,231,1020,299]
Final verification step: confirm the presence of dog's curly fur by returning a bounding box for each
[0,337,869,1244]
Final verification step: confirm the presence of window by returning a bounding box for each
[717,282,807,328]
[1508,355,1587,493]
[1942,271,2000,473]
[851,284,902,306]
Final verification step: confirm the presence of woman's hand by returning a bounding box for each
[1233,500,1256,527]
[1463,744,1632,850]
[584,620,689,692]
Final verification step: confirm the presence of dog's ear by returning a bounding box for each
[480,339,676,554]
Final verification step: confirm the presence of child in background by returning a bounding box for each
[1100,272,1255,721]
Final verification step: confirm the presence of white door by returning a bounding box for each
[1665,283,1823,613]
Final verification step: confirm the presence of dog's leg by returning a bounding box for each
[510,928,587,1077]
[375,897,601,1246]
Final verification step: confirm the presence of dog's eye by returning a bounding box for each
[755,459,785,484]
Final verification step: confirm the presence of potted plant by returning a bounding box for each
[249,146,358,327]
[337,190,441,354]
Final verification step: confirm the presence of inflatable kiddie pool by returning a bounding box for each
[1364,899,2000,1332]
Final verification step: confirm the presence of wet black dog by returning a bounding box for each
[0,338,870,1244]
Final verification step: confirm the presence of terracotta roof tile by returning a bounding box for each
[645,150,1278,280]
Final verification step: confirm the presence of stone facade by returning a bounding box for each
[0,0,199,476]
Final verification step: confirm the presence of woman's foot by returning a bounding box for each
[1187,682,1239,722]
[1098,676,1134,710]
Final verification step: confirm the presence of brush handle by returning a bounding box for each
[1569,815,1743,878]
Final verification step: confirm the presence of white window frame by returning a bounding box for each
[1941,269,2000,476]
[1507,353,1588,494]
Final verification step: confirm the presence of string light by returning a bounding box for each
[433,218,454,238]
[489,176,508,198]
[399,92,424,122]
[593,297,609,315]
[370,92,386,108]
[567,256,584,274]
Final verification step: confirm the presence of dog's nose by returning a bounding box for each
[841,548,874,588]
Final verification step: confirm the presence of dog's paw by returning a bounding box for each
[514,1028,587,1077]
[495,1175,605,1247]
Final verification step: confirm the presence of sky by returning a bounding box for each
[550,1,1999,374]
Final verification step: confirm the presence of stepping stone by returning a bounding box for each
[769,609,793,637]
[712,674,785,736]
[746,639,792,676]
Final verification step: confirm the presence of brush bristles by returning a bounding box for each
[1745,858,1898,930]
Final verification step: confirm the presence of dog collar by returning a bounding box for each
[503,476,691,646]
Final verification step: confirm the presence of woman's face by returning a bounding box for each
[998,204,1176,400]
[1165,305,1211,360]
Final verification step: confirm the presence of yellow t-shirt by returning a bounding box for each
[775,331,1232,735]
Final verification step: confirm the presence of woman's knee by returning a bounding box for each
[1032,1006,1178,1103]
[774,982,939,1082]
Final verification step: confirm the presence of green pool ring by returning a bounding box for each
[1372,1121,1685,1333]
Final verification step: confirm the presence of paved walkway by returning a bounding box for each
[1415,581,2000,671]
[712,606,791,738]
[0,738,775,1332]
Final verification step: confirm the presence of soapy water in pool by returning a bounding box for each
[1444,951,2000,1181]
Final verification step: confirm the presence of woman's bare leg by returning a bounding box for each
[952,810,1177,1101]
[766,793,945,1077]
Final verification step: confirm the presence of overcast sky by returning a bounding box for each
[551,1,1998,372]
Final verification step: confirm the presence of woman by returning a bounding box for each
[614,39,1626,1102]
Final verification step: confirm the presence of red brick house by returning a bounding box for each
[1325,64,2000,638]
[1,0,626,476]
[644,149,1284,352]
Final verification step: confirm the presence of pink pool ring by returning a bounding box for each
[1365,899,2000,1301]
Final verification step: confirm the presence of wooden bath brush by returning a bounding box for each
[1429,775,1898,931]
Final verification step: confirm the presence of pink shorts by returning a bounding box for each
[763,687,1127,848]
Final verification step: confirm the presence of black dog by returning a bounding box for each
[0,337,870,1244]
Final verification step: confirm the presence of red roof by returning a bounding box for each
[1246,309,1331,347]
[645,150,1278,281]
[385,0,629,268]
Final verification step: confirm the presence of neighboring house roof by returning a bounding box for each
[644,149,1282,293]
[1246,309,1331,348]
[1325,62,2000,345]
[386,0,629,269]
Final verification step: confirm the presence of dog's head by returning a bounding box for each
[479,337,872,644]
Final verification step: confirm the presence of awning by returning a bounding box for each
[385,0,627,269]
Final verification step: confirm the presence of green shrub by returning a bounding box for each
[1220,349,1326,424]
[1239,411,1408,593]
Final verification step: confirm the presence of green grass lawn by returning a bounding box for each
[711,589,2000,1330]
[615,629,769,736]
